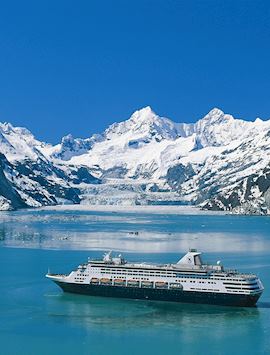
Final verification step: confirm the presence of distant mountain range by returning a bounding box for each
[0,107,269,214]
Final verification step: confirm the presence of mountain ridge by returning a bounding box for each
[0,107,269,214]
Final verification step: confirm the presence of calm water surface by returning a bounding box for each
[0,208,269,355]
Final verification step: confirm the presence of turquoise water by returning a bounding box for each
[0,209,270,355]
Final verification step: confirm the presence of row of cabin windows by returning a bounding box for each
[100,271,168,277]
[100,271,176,277]
[99,271,216,284]
[190,288,220,292]
[189,281,216,284]
[100,271,173,276]
[226,289,252,293]
[110,276,149,280]
[97,273,218,285]
[100,270,208,278]
[96,267,248,282]
[97,269,244,282]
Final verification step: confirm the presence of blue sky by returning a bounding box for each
[0,0,269,143]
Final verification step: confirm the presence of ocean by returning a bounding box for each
[0,207,269,355]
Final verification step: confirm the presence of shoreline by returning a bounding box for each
[36,204,225,215]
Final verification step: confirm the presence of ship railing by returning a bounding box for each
[236,273,257,279]
[211,270,257,279]
[173,264,202,270]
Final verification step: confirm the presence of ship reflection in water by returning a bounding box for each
[46,292,261,330]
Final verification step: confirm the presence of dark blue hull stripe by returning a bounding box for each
[54,281,261,307]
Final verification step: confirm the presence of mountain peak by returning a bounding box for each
[254,117,263,124]
[201,108,227,123]
[104,106,179,142]
[208,107,224,116]
[0,122,15,133]
[130,106,157,122]
[61,134,74,144]
[138,105,154,114]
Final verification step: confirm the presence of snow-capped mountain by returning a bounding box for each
[104,106,180,142]
[0,122,48,161]
[0,122,101,210]
[0,107,269,214]
[48,133,103,161]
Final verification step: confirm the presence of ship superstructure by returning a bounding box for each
[46,250,264,306]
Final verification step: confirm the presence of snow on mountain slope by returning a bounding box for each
[44,133,103,161]
[67,132,199,179]
[193,108,270,149]
[0,152,101,210]
[48,107,270,213]
[165,123,270,213]
[0,122,101,209]
[197,128,270,212]
[55,107,269,179]
[104,106,180,142]
[60,107,197,175]
[0,106,269,213]
[0,122,48,161]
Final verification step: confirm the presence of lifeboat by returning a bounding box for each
[155,282,168,289]
[141,281,153,288]
[100,278,112,285]
[90,277,99,284]
[114,279,126,286]
[127,280,140,287]
[169,283,183,290]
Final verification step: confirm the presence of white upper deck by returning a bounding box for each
[90,250,222,272]
[88,249,257,279]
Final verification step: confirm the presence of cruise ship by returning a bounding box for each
[46,250,264,307]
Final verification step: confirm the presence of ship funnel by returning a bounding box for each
[103,251,113,263]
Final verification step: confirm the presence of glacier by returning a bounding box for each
[0,106,269,214]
